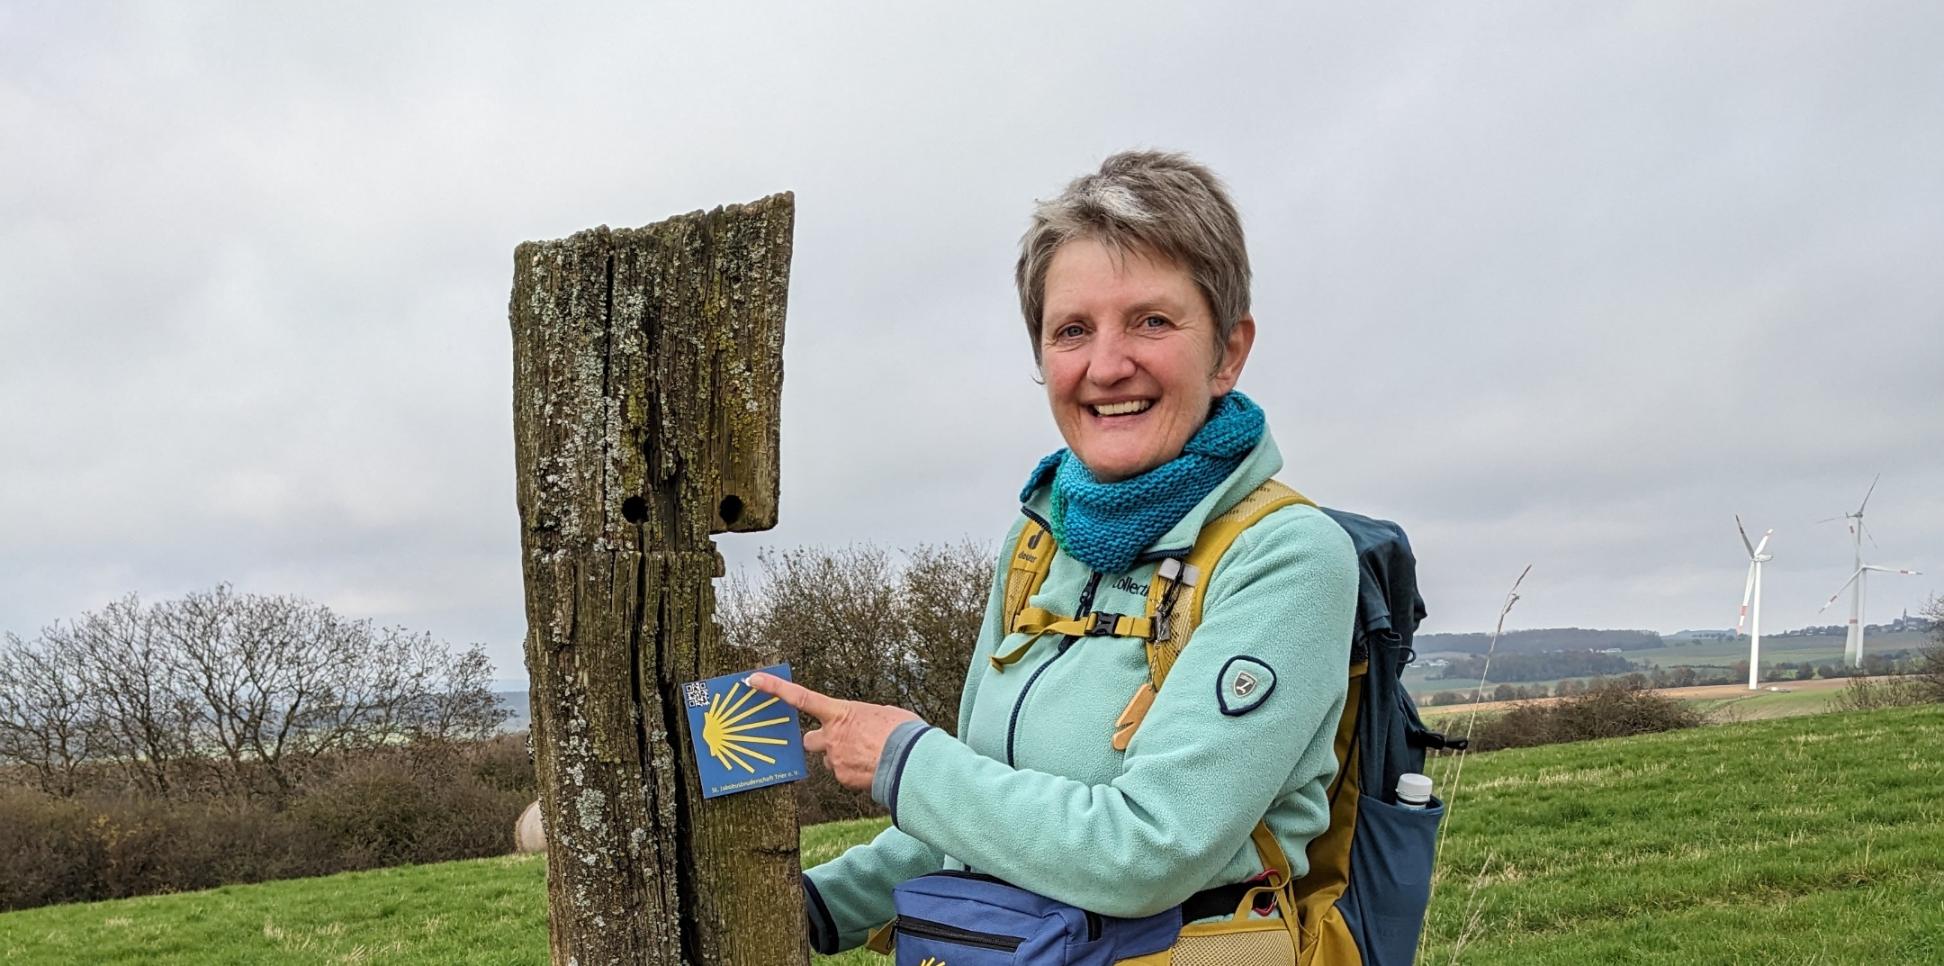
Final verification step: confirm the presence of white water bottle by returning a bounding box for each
[1396,772,1434,809]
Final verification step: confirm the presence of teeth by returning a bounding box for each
[1093,400,1152,417]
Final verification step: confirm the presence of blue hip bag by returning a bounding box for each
[888,871,1183,965]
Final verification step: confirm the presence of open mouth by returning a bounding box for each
[1091,400,1153,417]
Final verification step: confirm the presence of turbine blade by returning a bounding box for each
[1856,474,1879,516]
[1737,563,1757,633]
[1736,515,1756,557]
[1862,566,1922,576]
[1862,520,1879,550]
[1753,530,1772,558]
[1818,568,1864,612]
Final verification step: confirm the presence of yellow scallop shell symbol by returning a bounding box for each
[700,681,791,773]
[919,958,945,966]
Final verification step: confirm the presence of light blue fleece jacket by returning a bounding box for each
[804,425,1357,953]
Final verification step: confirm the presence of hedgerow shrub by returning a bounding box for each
[1468,684,1703,752]
[0,787,98,908]
[1831,675,1933,712]
[288,748,527,871]
[0,738,532,912]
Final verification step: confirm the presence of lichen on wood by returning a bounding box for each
[510,193,801,965]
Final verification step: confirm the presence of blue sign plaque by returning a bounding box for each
[682,662,808,799]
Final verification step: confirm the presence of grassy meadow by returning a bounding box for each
[0,706,1937,964]
[1416,675,1875,728]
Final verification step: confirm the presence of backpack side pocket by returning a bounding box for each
[1335,793,1443,966]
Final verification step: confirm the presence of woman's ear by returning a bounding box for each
[1211,315,1255,394]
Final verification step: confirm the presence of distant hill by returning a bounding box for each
[495,690,530,733]
[1416,628,1664,655]
[1418,619,1937,658]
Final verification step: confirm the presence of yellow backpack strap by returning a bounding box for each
[1139,479,1312,691]
[1113,480,1313,750]
[865,920,896,954]
[1001,517,1056,635]
[1009,607,1153,642]
[1131,479,1316,896]
[1287,659,1370,948]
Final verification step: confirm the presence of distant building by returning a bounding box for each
[1668,629,1736,641]
[1885,613,1936,634]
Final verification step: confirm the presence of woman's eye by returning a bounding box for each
[1140,315,1170,329]
[1055,323,1086,340]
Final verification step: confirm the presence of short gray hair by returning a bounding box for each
[1015,150,1251,364]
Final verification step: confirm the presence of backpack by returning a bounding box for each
[996,479,1462,966]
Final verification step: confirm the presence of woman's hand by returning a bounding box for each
[744,673,921,792]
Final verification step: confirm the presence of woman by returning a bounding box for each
[749,150,1357,957]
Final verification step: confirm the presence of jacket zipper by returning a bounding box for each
[894,915,1026,952]
[1004,571,1103,767]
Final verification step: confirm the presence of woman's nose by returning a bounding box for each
[1085,328,1138,385]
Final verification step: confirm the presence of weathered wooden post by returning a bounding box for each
[510,193,800,965]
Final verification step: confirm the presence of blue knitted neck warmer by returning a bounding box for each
[1020,391,1265,575]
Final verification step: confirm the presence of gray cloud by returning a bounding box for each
[5,3,1940,683]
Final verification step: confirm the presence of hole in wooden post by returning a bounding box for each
[718,495,744,525]
[622,496,648,523]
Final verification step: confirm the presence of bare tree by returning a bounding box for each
[58,595,194,797]
[720,546,903,822]
[752,545,907,707]
[0,632,100,797]
[163,586,315,797]
[897,540,992,733]
[3,584,508,806]
[719,540,991,822]
[401,638,508,745]
[1915,596,1944,702]
[722,541,991,728]
[151,585,506,800]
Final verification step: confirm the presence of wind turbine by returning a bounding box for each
[1817,477,1922,667]
[1819,564,1923,668]
[1735,516,1773,691]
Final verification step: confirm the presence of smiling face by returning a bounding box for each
[1038,238,1255,482]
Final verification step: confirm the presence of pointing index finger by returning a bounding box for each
[745,672,842,720]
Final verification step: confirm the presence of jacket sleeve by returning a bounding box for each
[803,823,941,953]
[802,515,1024,952]
[877,506,1356,918]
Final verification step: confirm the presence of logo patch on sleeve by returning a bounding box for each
[1218,656,1276,716]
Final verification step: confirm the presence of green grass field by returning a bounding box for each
[1,706,1938,964]
[1682,686,1844,721]
[1413,704,1943,963]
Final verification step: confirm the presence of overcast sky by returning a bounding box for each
[5,3,1940,686]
